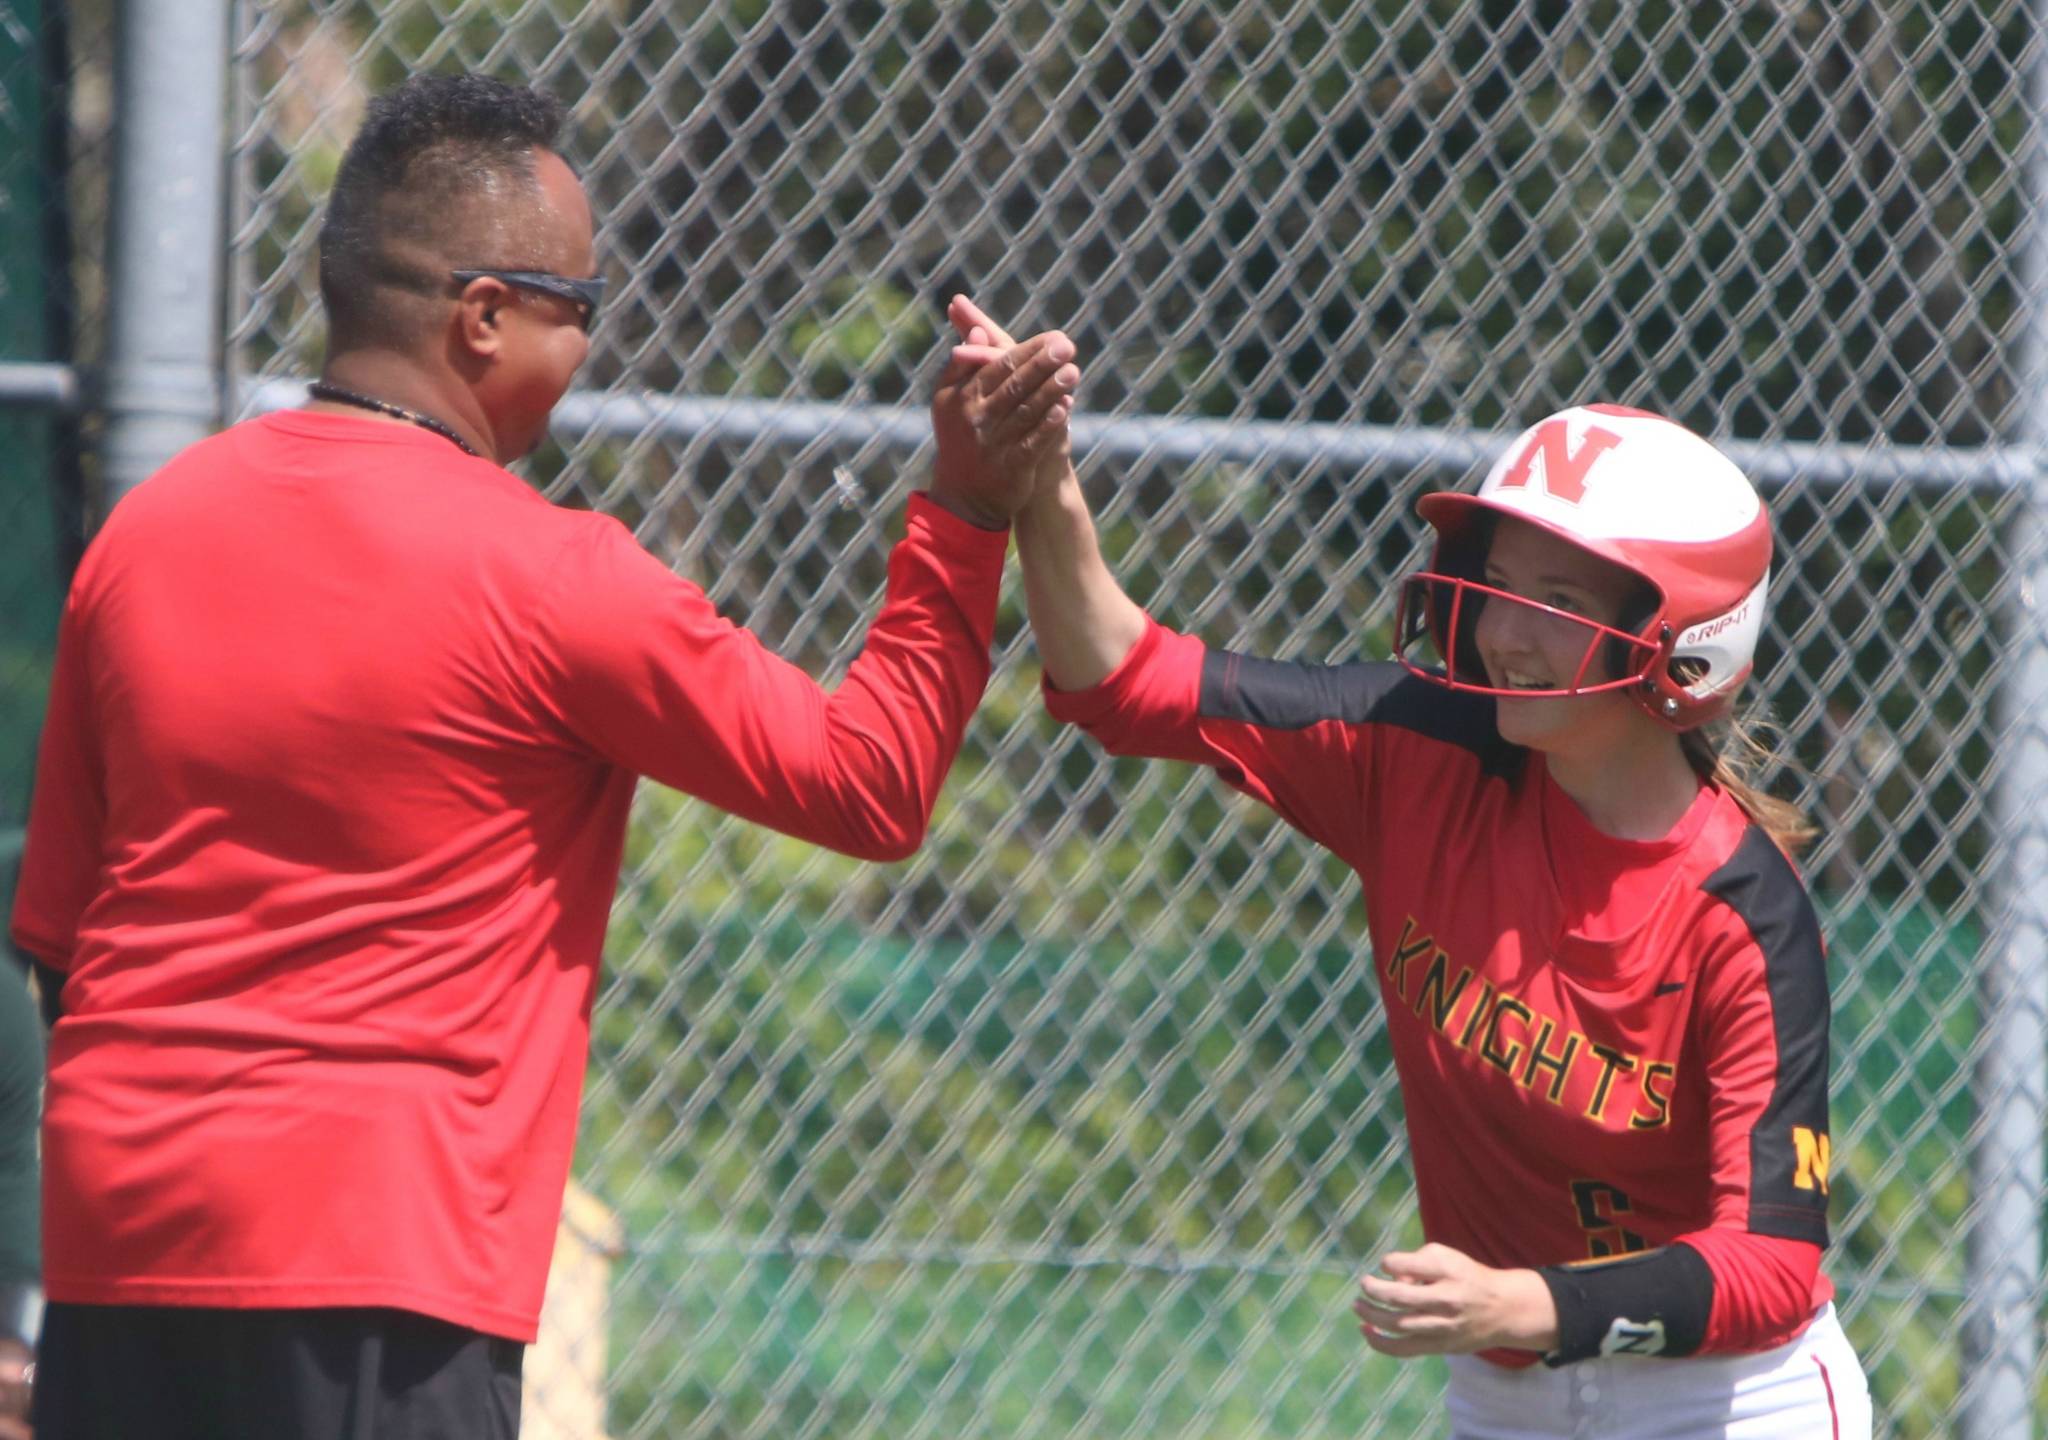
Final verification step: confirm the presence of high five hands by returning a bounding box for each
[928,302,1079,530]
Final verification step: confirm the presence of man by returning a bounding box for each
[11,74,1078,1437]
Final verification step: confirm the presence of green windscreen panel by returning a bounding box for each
[0,0,66,929]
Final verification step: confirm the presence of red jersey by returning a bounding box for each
[11,410,1006,1340]
[1045,620,1834,1356]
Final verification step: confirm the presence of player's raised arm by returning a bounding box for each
[946,296,1146,693]
[941,296,1392,867]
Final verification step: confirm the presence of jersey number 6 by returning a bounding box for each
[1571,1179,1649,1259]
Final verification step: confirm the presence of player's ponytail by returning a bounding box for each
[1680,711,1815,856]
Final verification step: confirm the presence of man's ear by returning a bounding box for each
[455,276,507,358]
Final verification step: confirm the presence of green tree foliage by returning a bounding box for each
[0,0,78,918]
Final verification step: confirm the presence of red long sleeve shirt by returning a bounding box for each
[11,410,1005,1340]
[1044,620,1833,1360]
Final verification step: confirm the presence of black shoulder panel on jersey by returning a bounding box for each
[1702,826,1832,1246]
[1196,652,1521,775]
[1538,1243,1715,1363]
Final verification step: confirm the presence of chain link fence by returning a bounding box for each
[11,0,2042,1435]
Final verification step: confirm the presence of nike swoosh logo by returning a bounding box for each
[1653,981,1686,997]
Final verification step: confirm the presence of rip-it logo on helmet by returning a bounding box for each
[1393,404,1773,731]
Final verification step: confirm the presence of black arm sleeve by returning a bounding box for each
[1538,1244,1716,1364]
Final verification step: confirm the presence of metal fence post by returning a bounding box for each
[1968,8,2048,1434]
[1976,511,2048,1440]
[100,0,230,510]
[1974,504,2048,1440]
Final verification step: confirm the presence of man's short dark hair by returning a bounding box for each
[318,74,567,353]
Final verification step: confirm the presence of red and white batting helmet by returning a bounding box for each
[1393,403,1771,731]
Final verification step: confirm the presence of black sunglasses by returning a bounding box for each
[451,268,606,330]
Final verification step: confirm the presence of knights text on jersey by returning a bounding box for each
[1044,619,1834,1277]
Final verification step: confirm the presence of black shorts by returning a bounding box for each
[31,1302,524,1440]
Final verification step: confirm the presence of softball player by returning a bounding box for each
[952,296,1874,1439]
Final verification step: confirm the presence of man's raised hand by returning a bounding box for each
[929,326,1079,530]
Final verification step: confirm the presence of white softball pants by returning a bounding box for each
[1443,1304,1872,1440]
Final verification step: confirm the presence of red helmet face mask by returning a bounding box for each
[1395,404,1773,732]
[1393,569,1672,701]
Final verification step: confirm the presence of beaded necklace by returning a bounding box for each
[307,382,481,458]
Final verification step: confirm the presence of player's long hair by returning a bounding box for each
[1681,710,1815,855]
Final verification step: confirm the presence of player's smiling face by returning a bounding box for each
[1474,516,1649,755]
